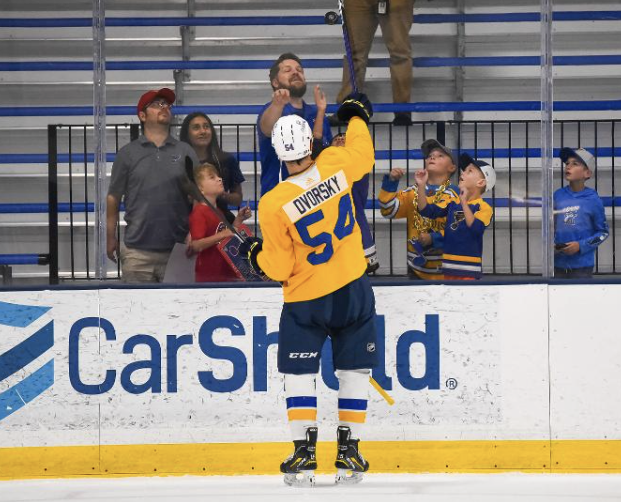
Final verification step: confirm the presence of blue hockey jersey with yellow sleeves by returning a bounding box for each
[420,196,493,279]
[256,116,374,303]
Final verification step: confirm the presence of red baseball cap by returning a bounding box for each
[136,88,175,116]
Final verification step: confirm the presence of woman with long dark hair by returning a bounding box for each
[180,112,245,214]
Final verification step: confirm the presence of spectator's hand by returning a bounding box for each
[561,241,580,255]
[234,205,252,227]
[185,233,195,257]
[218,229,234,242]
[314,85,327,113]
[272,89,291,108]
[389,168,405,181]
[418,232,432,247]
[107,236,119,263]
[414,168,428,188]
[460,186,469,203]
[337,92,373,124]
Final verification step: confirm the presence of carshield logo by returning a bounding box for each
[0,300,54,421]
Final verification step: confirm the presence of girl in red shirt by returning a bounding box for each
[189,163,251,282]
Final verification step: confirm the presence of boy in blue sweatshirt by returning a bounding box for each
[554,147,608,278]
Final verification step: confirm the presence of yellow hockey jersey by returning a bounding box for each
[256,116,374,302]
[379,178,459,280]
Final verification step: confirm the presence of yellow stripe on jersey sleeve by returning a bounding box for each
[472,199,494,226]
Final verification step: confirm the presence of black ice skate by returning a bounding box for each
[334,425,369,484]
[280,426,318,487]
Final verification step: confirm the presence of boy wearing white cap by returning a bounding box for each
[554,147,608,278]
[415,153,495,280]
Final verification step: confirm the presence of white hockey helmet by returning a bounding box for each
[271,115,313,162]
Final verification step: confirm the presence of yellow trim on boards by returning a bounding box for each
[1,440,621,480]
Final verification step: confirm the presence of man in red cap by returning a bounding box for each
[106,88,199,283]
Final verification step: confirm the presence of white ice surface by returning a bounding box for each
[2,474,621,502]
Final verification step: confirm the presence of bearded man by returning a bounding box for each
[257,53,333,196]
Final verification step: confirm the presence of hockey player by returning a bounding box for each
[241,94,378,486]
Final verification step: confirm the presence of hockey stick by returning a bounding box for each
[183,156,246,244]
[508,194,566,214]
[325,1,358,94]
[370,377,395,406]
[337,0,358,94]
[328,3,393,405]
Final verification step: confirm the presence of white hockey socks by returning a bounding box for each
[336,369,370,440]
[284,373,317,441]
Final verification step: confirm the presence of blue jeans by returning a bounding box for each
[554,266,593,279]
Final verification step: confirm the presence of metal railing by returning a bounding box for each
[43,118,621,282]
[4,11,621,28]
[47,123,139,283]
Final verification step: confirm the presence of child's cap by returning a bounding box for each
[459,153,496,193]
[421,139,456,165]
[560,147,595,171]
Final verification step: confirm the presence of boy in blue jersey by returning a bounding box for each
[554,147,608,278]
[417,153,495,280]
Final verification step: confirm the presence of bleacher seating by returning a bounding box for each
[1,0,621,282]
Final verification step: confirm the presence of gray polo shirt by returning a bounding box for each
[108,135,199,252]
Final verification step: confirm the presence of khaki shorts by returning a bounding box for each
[120,243,171,283]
